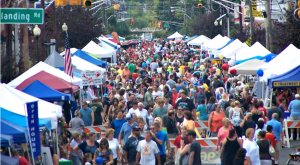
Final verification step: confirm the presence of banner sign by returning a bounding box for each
[26,101,41,159]
[251,0,263,17]
[273,81,300,87]
[201,147,221,164]
[81,70,106,86]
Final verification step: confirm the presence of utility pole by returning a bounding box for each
[265,0,271,50]
[41,0,46,60]
[22,0,29,71]
[184,1,187,23]
[227,9,230,37]
[239,0,243,34]
[249,0,254,38]
[191,5,194,17]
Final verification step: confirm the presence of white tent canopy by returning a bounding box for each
[59,48,78,56]
[0,83,61,129]
[220,39,242,55]
[98,37,117,63]
[230,59,266,75]
[235,42,271,61]
[45,51,82,73]
[8,62,82,88]
[202,34,230,50]
[71,56,106,73]
[260,44,300,81]
[167,31,183,39]
[82,41,114,60]
[224,43,249,59]
[187,35,211,46]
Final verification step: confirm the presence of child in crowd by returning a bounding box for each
[82,153,92,165]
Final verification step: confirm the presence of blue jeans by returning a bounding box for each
[72,155,81,165]
[220,143,224,165]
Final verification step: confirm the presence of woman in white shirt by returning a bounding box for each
[243,128,260,165]
[106,128,121,165]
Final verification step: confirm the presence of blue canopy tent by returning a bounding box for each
[1,154,19,165]
[101,39,119,49]
[1,134,14,147]
[217,39,234,50]
[73,49,107,68]
[268,65,300,88]
[1,108,52,130]
[1,119,28,143]
[236,53,277,65]
[22,80,71,101]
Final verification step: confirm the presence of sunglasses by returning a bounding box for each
[100,144,106,146]
[150,128,155,130]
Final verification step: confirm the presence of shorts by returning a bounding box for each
[275,141,282,151]
[290,116,300,120]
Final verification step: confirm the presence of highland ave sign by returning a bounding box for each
[0,8,44,24]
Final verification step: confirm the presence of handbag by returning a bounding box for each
[268,140,275,157]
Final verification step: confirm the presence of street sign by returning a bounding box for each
[1,8,44,24]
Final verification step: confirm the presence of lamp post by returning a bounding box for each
[33,25,41,64]
[62,22,68,32]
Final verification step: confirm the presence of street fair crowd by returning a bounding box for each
[2,38,300,165]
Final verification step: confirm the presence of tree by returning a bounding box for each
[271,10,300,53]
[44,6,104,52]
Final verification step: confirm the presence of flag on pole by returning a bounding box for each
[64,32,73,78]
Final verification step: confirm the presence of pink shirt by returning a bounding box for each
[217,127,231,145]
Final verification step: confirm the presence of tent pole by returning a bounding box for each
[269,89,273,108]
[8,147,12,157]
[79,89,83,109]
[56,129,60,158]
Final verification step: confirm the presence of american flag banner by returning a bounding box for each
[64,32,73,78]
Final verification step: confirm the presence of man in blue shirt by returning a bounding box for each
[118,113,137,144]
[266,113,283,165]
[110,110,126,139]
[80,102,94,126]
[288,94,300,140]
[150,123,171,165]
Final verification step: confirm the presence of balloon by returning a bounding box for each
[228,60,235,67]
[230,69,237,75]
[218,54,224,60]
[257,69,264,76]
[222,63,229,71]
[265,54,272,62]
[96,157,103,164]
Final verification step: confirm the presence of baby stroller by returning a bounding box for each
[286,153,300,165]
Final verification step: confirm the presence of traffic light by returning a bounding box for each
[158,22,162,28]
[55,0,67,6]
[83,0,92,8]
[197,3,203,9]
[131,19,134,26]
[298,0,300,18]
[69,0,81,5]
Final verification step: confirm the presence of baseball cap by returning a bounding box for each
[126,113,132,120]
[133,126,141,131]
[103,93,108,98]
[137,95,143,99]
[295,94,300,99]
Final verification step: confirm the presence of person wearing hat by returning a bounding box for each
[287,94,300,140]
[118,113,137,144]
[123,126,145,165]
[144,87,154,106]
[69,110,85,134]
[187,130,202,165]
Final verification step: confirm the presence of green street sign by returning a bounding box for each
[1,8,44,24]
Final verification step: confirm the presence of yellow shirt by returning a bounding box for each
[180,65,185,75]
[117,69,123,76]
[203,83,208,91]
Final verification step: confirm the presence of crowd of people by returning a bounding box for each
[54,39,300,165]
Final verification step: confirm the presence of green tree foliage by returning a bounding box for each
[271,10,300,53]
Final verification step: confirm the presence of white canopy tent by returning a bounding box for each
[8,62,82,88]
[235,42,271,61]
[0,83,61,129]
[224,43,249,59]
[230,59,266,75]
[71,56,106,74]
[59,48,78,56]
[187,35,211,46]
[82,41,115,62]
[99,36,120,48]
[220,39,242,55]
[260,44,300,81]
[98,38,117,63]
[167,31,183,40]
[202,34,230,51]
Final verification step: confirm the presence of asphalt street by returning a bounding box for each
[279,141,300,165]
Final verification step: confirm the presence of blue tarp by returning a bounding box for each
[1,134,13,147]
[268,65,300,88]
[218,39,234,50]
[1,119,28,144]
[1,108,52,130]
[22,80,71,101]
[236,53,277,65]
[101,39,118,49]
[1,154,19,165]
[73,49,107,68]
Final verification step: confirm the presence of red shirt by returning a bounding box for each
[19,157,29,165]
[174,135,182,148]
[265,132,277,148]
[132,73,138,81]
[258,106,267,122]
